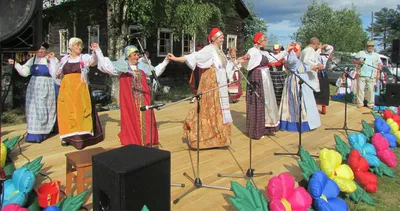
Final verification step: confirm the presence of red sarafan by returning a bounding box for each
[348,150,378,193]
[383,110,393,120]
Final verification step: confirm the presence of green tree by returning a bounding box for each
[243,0,268,50]
[292,1,368,52]
[367,7,399,51]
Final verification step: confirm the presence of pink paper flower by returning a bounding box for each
[267,173,312,211]
[371,133,397,167]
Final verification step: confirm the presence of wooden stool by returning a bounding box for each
[65,147,106,195]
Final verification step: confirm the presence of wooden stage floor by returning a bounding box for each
[1,97,375,210]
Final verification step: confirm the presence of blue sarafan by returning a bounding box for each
[308,170,348,211]
[348,133,381,167]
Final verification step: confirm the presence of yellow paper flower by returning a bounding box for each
[319,148,356,193]
[1,142,7,168]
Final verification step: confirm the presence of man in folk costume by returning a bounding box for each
[313,44,334,114]
[241,32,291,139]
[168,28,247,149]
[279,43,322,132]
[269,44,287,105]
[8,42,59,143]
[300,37,325,113]
[353,40,382,108]
[94,44,169,146]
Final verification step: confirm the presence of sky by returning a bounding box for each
[253,0,399,49]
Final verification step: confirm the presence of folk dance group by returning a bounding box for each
[9,27,335,151]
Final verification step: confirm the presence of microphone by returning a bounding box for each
[140,103,165,111]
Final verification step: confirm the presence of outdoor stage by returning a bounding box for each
[1,97,375,210]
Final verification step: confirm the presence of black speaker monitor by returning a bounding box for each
[392,39,400,64]
[93,145,171,211]
[0,0,42,52]
[385,83,400,107]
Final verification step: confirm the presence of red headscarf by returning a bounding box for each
[208,28,223,42]
[290,42,301,52]
[253,32,266,44]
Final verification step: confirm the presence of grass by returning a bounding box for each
[1,107,26,126]
[346,148,400,211]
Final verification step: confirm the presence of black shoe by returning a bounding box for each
[61,140,69,147]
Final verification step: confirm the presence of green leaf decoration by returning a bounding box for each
[334,134,351,160]
[369,166,384,176]
[297,147,320,182]
[59,190,89,211]
[361,120,374,140]
[3,135,20,154]
[230,180,269,211]
[22,156,44,175]
[345,182,375,205]
[141,205,150,211]
[377,161,395,178]
[371,111,383,119]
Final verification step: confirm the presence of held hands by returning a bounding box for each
[236,54,250,63]
[89,43,99,51]
[167,53,176,61]
[46,52,55,59]
[317,64,324,70]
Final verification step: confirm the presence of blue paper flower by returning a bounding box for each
[308,171,348,211]
[382,132,397,148]
[348,133,380,167]
[374,118,390,134]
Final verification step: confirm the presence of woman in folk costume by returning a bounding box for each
[268,44,287,105]
[279,43,323,132]
[168,28,245,149]
[48,38,104,149]
[189,43,205,95]
[94,45,170,146]
[226,48,243,103]
[315,44,334,114]
[8,43,59,143]
[242,32,290,139]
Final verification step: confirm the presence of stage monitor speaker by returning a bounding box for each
[0,0,42,52]
[392,39,400,64]
[93,145,171,211]
[385,83,400,107]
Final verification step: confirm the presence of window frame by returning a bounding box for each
[157,28,173,57]
[59,29,69,56]
[87,25,100,53]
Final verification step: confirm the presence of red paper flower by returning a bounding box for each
[348,150,378,193]
[383,110,393,120]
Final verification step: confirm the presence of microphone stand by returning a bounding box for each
[325,62,358,134]
[135,37,185,188]
[158,82,233,204]
[274,72,319,157]
[217,59,272,185]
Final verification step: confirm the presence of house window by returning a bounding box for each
[128,25,146,49]
[181,32,195,55]
[59,29,68,56]
[227,34,237,50]
[157,28,173,57]
[87,25,100,53]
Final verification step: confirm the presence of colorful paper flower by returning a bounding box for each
[371,133,397,167]
[348,133,380,167]
[319,148,356,193]
[348,150,378,193]
[1,204,29,211]
[383,109,393,120]
[308,170,348,211]
[386,118,399,134]
[267,173,312,211]
[374,118,390,134]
